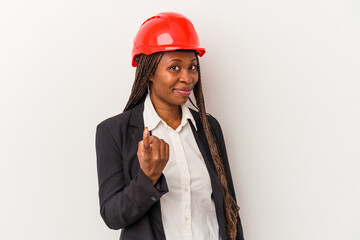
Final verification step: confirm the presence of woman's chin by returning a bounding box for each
[174,96,189,105]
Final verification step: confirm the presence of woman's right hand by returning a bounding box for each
[137,127,169,185]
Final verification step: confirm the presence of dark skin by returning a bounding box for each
[137,51,199,185]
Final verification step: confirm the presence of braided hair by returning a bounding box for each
[123,51,240,240]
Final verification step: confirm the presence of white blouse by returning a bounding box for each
[143,93,220,240]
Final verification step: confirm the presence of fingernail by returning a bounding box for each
[145,127,148,135]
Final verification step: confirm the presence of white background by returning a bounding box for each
[1,0,359,239]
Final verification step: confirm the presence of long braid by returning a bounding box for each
[193,54,240,240]
[123,52,164,112]
[123,51,239,240]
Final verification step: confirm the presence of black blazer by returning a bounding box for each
[95,95,244,240]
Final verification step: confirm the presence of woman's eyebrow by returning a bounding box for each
[167,58,197,64]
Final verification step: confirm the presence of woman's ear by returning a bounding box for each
[147,79,153,93]
[148,79,153,88]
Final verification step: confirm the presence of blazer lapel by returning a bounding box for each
[129,95,146,143]
[188,109,222,192]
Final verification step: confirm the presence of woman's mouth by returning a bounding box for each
[174,88,192,96]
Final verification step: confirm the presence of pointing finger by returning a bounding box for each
[143,127,150,150]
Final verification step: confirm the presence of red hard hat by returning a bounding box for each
[131,12,206,67]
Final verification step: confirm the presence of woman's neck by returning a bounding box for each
[150,93,182,130]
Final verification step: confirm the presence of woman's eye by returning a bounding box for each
[189,65,197,70]
[170,66,180,71]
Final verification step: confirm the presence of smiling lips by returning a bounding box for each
[174,87,192,96]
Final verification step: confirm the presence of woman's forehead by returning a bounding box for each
[161,51,197,62]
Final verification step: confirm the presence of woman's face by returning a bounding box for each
[149,51,199,108]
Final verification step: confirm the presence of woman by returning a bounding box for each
[95,12,244,240]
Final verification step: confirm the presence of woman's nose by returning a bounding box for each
[179,70,193,83]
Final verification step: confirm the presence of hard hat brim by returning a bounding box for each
[132,46,205,67]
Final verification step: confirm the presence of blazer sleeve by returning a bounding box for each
[95,123,168,230]
[208,115,245,240]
